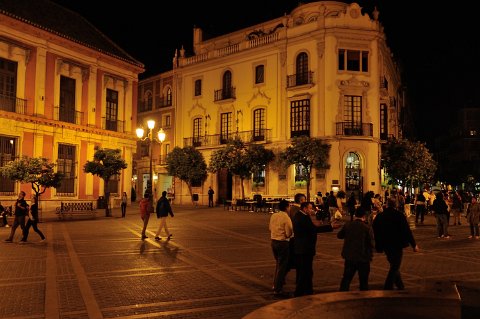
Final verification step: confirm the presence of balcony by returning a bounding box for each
[336,122,373,137]
[0,94,27,114]
[184,129,272,147]
[157,96,172,108]
[214,87,236,102]
[102,117,124,133]
[138,101,153,113]
[54,106,83,125]
[287,71,314,88]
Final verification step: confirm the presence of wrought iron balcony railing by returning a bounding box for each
[102,117,124,133]
[184,129,271,147]
[335,122,373,137]
[287,71,314,88]
[0,94,27,114]
[157,96,173,108]
[54,106,83,125]
[214,87,236,101]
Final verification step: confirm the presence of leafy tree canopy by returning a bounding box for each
[84,148,127,181]
[166,146,208,195]
[381,138,437,188]
[84,148,127,217]
[0,156,63,198]
[208,137,275,198]
[278,136,331,201]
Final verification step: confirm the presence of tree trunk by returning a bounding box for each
[240,177,245,199]
[306,167,312,202]
[104,182,111,217]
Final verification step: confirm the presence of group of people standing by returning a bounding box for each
[3,191,46,244]
[269,192,420,298]
[269,193,333,298]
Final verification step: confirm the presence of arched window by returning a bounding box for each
[296,52,309,85]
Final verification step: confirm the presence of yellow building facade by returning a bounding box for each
[0,1,144,210]
[142,1,404,205]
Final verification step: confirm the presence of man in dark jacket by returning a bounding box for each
[372,197,419,290]
[293,201,333,297]
[337,208,374,291]
[154,191,174,241]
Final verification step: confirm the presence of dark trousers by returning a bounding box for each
[415,205,426,223]
[294,253,314,296]
[22,219,45,241]
[6,215,26,241]
[384,248,404,290]
[208,197,214,207]
[121,203,127,217]
[271,240,289,293]
[339,259,370,291]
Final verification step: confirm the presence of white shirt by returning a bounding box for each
[269,210,293,241]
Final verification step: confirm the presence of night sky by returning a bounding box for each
[52,0,479,147]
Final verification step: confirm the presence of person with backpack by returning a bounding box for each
[154,191,174,241]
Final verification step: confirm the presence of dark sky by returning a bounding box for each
[52,0,479,146]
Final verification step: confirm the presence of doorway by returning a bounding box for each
[345,152,363,200]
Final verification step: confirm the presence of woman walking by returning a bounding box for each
[139,193,151,240]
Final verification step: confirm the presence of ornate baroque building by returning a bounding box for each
[0,0,144,210]
[139,1,404,205]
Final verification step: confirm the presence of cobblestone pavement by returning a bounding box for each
[1,204,480,319]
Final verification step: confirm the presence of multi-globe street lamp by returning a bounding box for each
[136,119,166,210]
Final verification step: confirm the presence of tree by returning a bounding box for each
[278,136,331,201]
[166,146,208,202]
[208,137,274,199]
[84,148,127,217]
[0,156,63,202]
[381,138,437,190]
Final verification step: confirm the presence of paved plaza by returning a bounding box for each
[1,203,480,319]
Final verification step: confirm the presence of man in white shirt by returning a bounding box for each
[269,199,293,297]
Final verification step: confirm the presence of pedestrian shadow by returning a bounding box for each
[160,240,179,258]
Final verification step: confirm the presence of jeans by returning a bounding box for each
[435,214,449,237]
[470,223,479,236]
[339,259,370,291]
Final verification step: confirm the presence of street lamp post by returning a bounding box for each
[136,120,166,211]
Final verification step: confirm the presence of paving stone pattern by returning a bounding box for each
[1,205,480,318]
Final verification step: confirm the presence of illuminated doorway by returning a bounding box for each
[345,152,363,199]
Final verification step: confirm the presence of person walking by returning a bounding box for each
[21,197,46,243]
[372,197,419,290]
[208,186,214,207]
[292,201,333,297]
[337,208,374,291]
[121,192,128,218]
[4,191,29,243]
[139,193,152,240]
[414,191,427,224]
[466,197,480,239]
[269,199,293,297]
[154,191,174,241]
[432,192,450,238]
